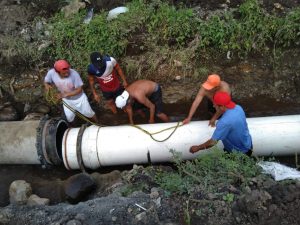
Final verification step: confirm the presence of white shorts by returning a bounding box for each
[63,93,95,122]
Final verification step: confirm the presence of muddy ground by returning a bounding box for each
[0,0,300,225]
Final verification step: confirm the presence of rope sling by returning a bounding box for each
[45,89,183,142]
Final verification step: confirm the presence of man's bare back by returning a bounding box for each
[127,80,157,100]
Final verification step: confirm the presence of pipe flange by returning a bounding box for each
[36,114,51,167]
[76,124,88,172]
[45,117,68,165]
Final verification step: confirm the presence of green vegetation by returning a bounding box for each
[6,0,299,78]
[118,150,270,222]
[154,149,261,196]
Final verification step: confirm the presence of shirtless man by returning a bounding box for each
[115,80,169,124]
[183,74,231,126]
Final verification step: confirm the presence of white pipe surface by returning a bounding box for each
[62,115,300,170]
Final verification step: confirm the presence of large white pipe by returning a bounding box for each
[0,116,69,165]
[62,115,300,170]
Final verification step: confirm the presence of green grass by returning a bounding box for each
[154,149,261,196]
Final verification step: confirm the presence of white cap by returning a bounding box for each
[115,90,129,109]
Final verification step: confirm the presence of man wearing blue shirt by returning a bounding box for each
[190,91,253,156]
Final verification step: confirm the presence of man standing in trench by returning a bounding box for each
[114,79,169,124]
[87,51,128,114]
[183,74,231,127]
[44,59,98,125]
[189,91,253,156]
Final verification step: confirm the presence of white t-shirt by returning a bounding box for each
[44,68,83,100]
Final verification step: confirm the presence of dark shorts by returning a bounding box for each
[223,143,253,156]
[133,84,164,115]
[102,86,124,101]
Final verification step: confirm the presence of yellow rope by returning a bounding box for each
[62,100,99,126]
[130,122,183,142]
[45,88,60,105]
[46,90,182,142]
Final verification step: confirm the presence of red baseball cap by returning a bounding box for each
[202,74,221,90]
[213,91,236,109]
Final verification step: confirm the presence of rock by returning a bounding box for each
[0,103,19,121]
[61,0,86,18]
[23,102,31,113]
[274,3,284,10]
[150,190,159,199]
[90,170,122,193]
[38,41,51,51]
[23,112,44,120]
[0,209,12,224]
[135,212,147,221]
[174,75,181,81]
[74,213,86,221]
[173,60,183,68]
[64,173,96,203]
[30,179,66,204]
[236,190,272,214]
[27,194,50,206]
[66,219,82,225]
[35,104,50,114]
[9,180,32,205]
[153,197,161,208]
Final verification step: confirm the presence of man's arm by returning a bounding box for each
[57,86,83,99]
[182,87,205,124]
[209,109,223,127]
[190,139,218,153]
[44,82,53,92]
[124,104,134,124]
[88,74,100,103]
[115,63,128,87]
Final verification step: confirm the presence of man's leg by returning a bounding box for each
[106,99,117,114]
[149,86,169,123]
[157,112,169,122]
[62,104,76,127]
[76,93,99,124]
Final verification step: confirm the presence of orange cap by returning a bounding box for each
[202,74,221,90]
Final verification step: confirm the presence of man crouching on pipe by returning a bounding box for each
[115,80,169,124]
[189,91,253,156]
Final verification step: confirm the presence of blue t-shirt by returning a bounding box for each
[212,105,252,153]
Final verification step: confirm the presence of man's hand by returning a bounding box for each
[148,118,155,124]
[209,118,216,127]
[182,118,191,125]
[55,93,64,100]
[190,145,200,154]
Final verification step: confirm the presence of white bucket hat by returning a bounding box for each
[115,90,129,109]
